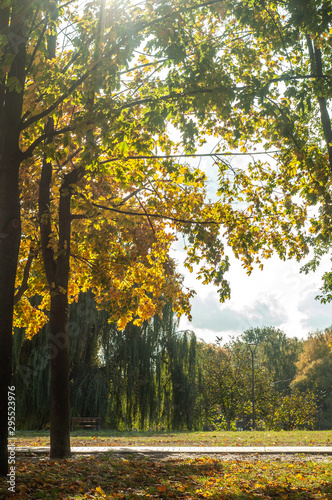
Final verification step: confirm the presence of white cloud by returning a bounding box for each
[176,248,332,343]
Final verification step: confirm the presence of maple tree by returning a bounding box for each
[2,0,275,466]
[4,0,238,466]
[0,0,30,476]
[15,0,228,459]
[207,0,332,276]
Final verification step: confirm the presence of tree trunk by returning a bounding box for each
[0,0,27,476]
[49,292,71,458]
[39,154,84,458]
[0,164,21,476]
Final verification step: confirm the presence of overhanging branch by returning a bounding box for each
[21,126,73,159]
[90,201,219,225]
[14,245,37,305]
[100,151,281,164]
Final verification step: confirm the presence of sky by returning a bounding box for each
[169,150,332,345]
[175,248,332,345]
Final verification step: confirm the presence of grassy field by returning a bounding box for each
[14,429,332,447]
[1,453,332,499]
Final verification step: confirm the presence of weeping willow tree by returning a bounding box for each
[68,291,111,420]
[13,293,199,430]
[12,302,51,430]
[106,321,159,430]
[12,291,109,429]
[153,303,197,430]
[106,303,198,431]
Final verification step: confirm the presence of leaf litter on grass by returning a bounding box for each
[1,453,332,499]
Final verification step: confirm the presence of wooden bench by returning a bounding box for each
[70,417,101,431]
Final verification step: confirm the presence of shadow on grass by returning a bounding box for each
[1,453,331,499]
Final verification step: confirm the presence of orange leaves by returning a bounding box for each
[2,452,331,499]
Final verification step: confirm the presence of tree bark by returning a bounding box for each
[0,0,27,476]
[0,164,21,476]
[39,151,84,457]
[49,292,71,458]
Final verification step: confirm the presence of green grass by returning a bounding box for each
[1,453,332,499]
[15,429,332,448]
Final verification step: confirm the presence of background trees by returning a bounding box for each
[291,329,332,429]
[196,343,252,430]
[242,327,303,393]
[12,304,331,431]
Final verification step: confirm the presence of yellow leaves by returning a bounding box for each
[95,486,107,497]
[32,50,44,68]
[117,315,132,331]
[13,297,48,339]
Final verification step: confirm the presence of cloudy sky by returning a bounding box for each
[175,249,332,344]
[170,150,332,345]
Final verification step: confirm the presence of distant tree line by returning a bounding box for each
[12,292,332,431]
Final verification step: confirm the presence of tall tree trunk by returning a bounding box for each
[39,150,83,457]
[0,0,27,476]
[49,292,71,458]
[0,161,21,476]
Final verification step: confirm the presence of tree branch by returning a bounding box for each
[25,18,48,75]
[314,46,332,170]
[135,194,156,236]
[39,155,56,286]
[13,245,37,305]
[21,126,73,159]
[306,35,332,171]
[100,151,281,164]
[90,201,219,225]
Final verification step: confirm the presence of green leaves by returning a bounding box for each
[6,76,22,92]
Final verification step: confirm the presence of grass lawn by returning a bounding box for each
[1,453,332,499]
[14,429,332,448]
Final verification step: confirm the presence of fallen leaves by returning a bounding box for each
[1,453,332,499]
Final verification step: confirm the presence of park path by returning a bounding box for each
[15,445,332,455]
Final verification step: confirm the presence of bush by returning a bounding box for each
[265,389,317,430]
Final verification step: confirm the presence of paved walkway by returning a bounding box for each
[15,446,332,455]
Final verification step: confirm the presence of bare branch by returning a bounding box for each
[14,245,37,305]
[57,147,83,169]
[90,200,219,225]
[135,194,156,236]
[100,151,281,164]
[115,186,147,207]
